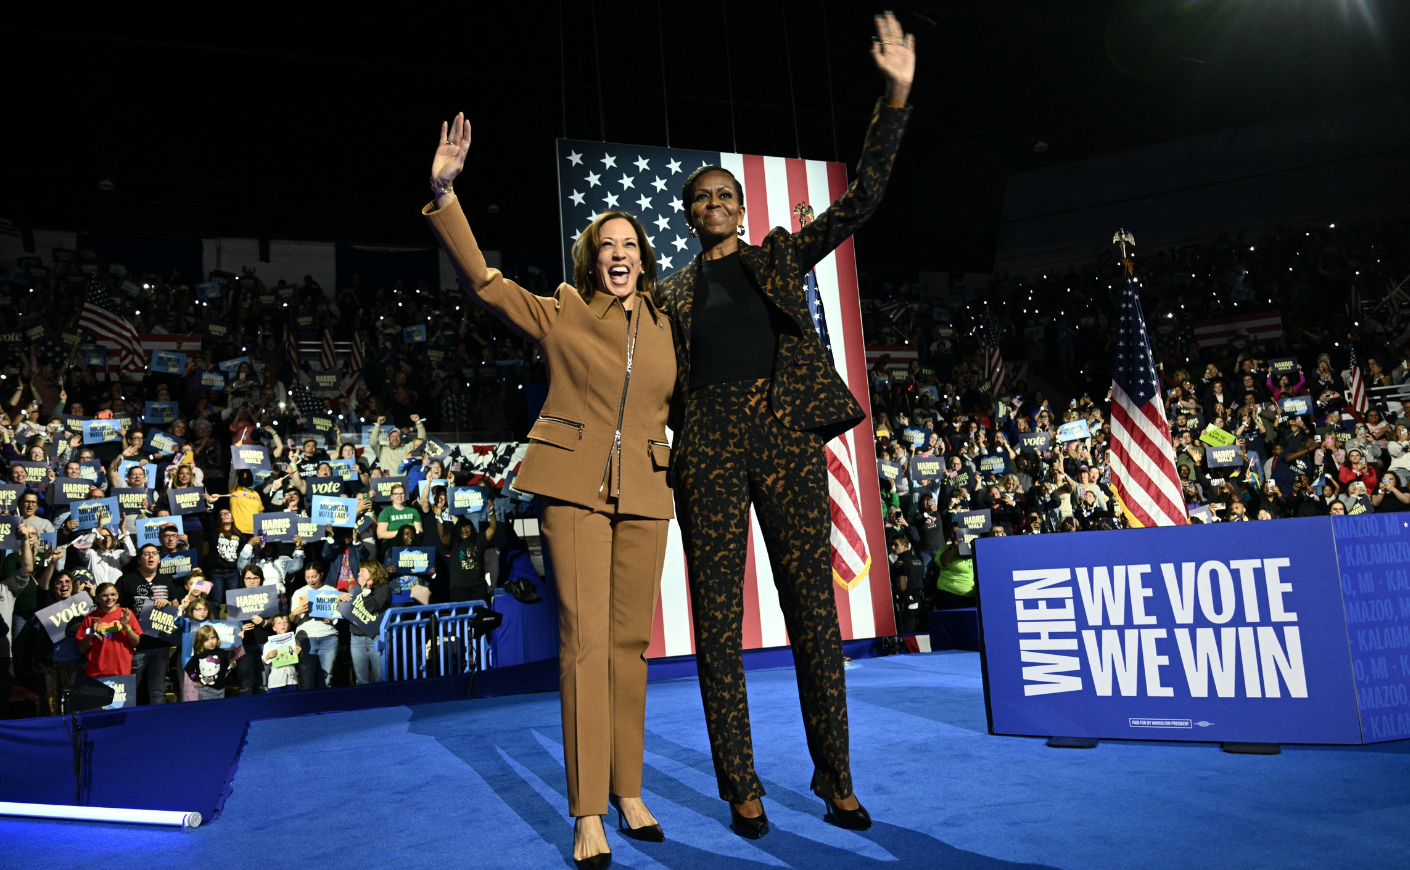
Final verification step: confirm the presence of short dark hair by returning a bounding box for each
[680,165,745,230]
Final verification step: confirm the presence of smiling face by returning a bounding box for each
[97,586,119,611]
[592,217,643,301]
[686,169,746,241]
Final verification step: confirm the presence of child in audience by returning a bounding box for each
[184,625,231,701]
[262,613,300,694]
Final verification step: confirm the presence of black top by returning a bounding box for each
[689,253,779,389]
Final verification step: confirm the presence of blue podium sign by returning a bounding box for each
[974,516,1392,744]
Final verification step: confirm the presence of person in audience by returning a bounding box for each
[75,582,142,679]
[184,624,232,701]
[376,483,422,556]
[261,613,299,694]
[341,560,393,684]
[289,563,339,689]
[237,535,307,594]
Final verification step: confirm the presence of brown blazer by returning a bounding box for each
[424,199,677,519]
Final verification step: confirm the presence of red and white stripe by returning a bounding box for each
[93,334,201,379]
[1109,383,1187,528]
[349,331,366,374]
[877,299,910,321]
[285,328,301,371]
[983,342,1006,396]
[646,151,893,657]
[320,327,337,370]
[80,304,146,373]
[1192,312,1283,348]
[865,345,917,370]
[1348,356,1368,416]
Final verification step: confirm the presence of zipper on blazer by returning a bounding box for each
[538,416,583,439]
[601,301,642,495]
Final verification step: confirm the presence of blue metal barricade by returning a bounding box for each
[378,601,492,681]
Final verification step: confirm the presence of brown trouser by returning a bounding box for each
[540,495,669,817]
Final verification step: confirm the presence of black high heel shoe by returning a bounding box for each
[729,802,770,839]
[609,795,665,843]
[575,853,611,870]
[574,816,612,869]
[814,791,872,830]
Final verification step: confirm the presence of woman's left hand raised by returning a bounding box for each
[871,12,915,106]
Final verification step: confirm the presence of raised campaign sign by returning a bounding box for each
[231,445,272,471]
[37,592,95,643]
[226,585,280,619]
[167,487,209,515]
[253,511,301,544]
[312,495,358,528]
[136,515,181,547]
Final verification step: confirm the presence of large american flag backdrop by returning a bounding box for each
[556,138,895,656]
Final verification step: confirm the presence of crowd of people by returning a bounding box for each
[872,213,1410,632]
[2,210,1408,712]
[0,257,545,716]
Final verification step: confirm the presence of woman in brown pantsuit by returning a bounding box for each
[425,115,675,869]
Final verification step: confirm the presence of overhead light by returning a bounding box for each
[0,801,200,830]
[97,179,115,191]
[1033,141,1048,153]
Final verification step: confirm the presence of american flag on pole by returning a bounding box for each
[876,298,909,321]
[797,205,870,594]
[284,326,301,374]
[1109,268,1187,528]
[980,311,1006,396]
[1348,347,1368,416]
[77,281,145,374]
[348,330,365,375]
[319,326,337,370]
[556,137,894,652]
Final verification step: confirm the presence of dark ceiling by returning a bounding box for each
[5,0,1407,279]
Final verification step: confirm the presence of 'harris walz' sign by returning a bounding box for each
[975,516,1410,745]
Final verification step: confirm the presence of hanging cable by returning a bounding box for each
[781,0,801,160]
[559,0,568,140]
[590,0,606,140]
[820,1,839,163]
[656,0,671,147]
[722,0,737,153]
[555,0,566,137]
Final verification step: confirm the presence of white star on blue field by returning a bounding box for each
[557,139,722,279]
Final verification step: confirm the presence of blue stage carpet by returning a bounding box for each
[3,651,1408,869]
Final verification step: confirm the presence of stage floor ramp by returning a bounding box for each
[2,652,1407,870]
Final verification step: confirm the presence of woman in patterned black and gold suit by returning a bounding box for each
[652,11,915,840]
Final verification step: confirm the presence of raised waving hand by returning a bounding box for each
[431,112,472,208]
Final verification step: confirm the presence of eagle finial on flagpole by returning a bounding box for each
[1112,228,1135,259]
[1112,229,1136,276]
[793,202,815,229]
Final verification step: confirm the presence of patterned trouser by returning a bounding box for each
[676,378,852,804]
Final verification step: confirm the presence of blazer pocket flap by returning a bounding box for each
[528,418,582,450]
[648,440,670,470]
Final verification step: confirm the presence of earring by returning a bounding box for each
[687,225,697,238]
[737,225,746,237]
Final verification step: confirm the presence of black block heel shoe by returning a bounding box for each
[815,792,872,830]
[609,795,665,843]
[729,803,771,839]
